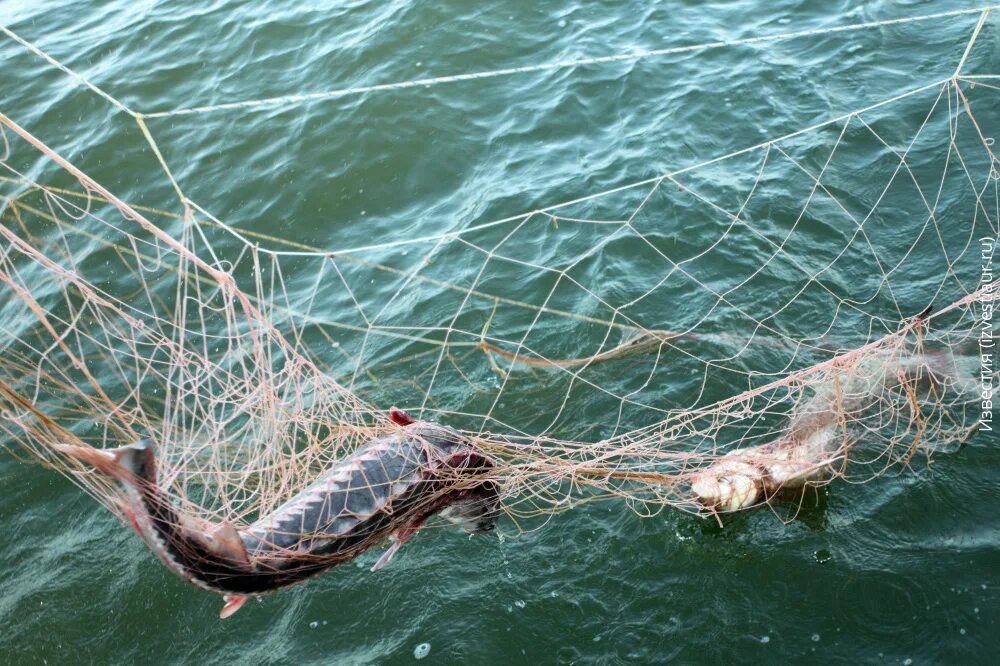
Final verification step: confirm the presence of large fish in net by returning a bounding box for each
[0,7,997,619]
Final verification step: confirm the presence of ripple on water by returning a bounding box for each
[1,1,997,664]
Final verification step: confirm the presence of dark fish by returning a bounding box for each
[61,410,499,617]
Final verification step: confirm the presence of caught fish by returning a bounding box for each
[690,347,977,512]
[58,408,499,618]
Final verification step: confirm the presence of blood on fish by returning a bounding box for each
[389,406,415,426]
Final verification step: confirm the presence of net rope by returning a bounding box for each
[0,8,997,533]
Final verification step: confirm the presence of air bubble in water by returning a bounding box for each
[414,643,431,659]
[514,599,525,609]
[811,634,820,642]
[309,621,318,629]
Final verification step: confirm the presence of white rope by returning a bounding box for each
[954,8,992,75]
[186,78,950,257]
[139,5,997,118]
[0,24,135,117]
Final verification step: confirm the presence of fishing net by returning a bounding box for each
[0,8,997,538]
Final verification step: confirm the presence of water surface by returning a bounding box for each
[1,1,998,664]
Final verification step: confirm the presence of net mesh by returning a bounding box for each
[0,8,997,535]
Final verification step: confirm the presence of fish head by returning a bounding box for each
[439,482,501,534]
[690,458,761,512]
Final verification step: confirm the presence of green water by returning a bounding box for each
[1,1,999,664]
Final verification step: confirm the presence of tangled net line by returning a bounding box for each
[0,8,997,535]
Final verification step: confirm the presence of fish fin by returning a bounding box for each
[174,514,251,569]
[220,595,247,619]
[53,443,123,476]
[389,406,415,426]
[55,440,158,483]
[371,539,404,572]
[372,514,431,572]
[207,522,252,569]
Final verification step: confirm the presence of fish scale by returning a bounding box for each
[245,431,431,555]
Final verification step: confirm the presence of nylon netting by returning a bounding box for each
[0,8,997,535]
